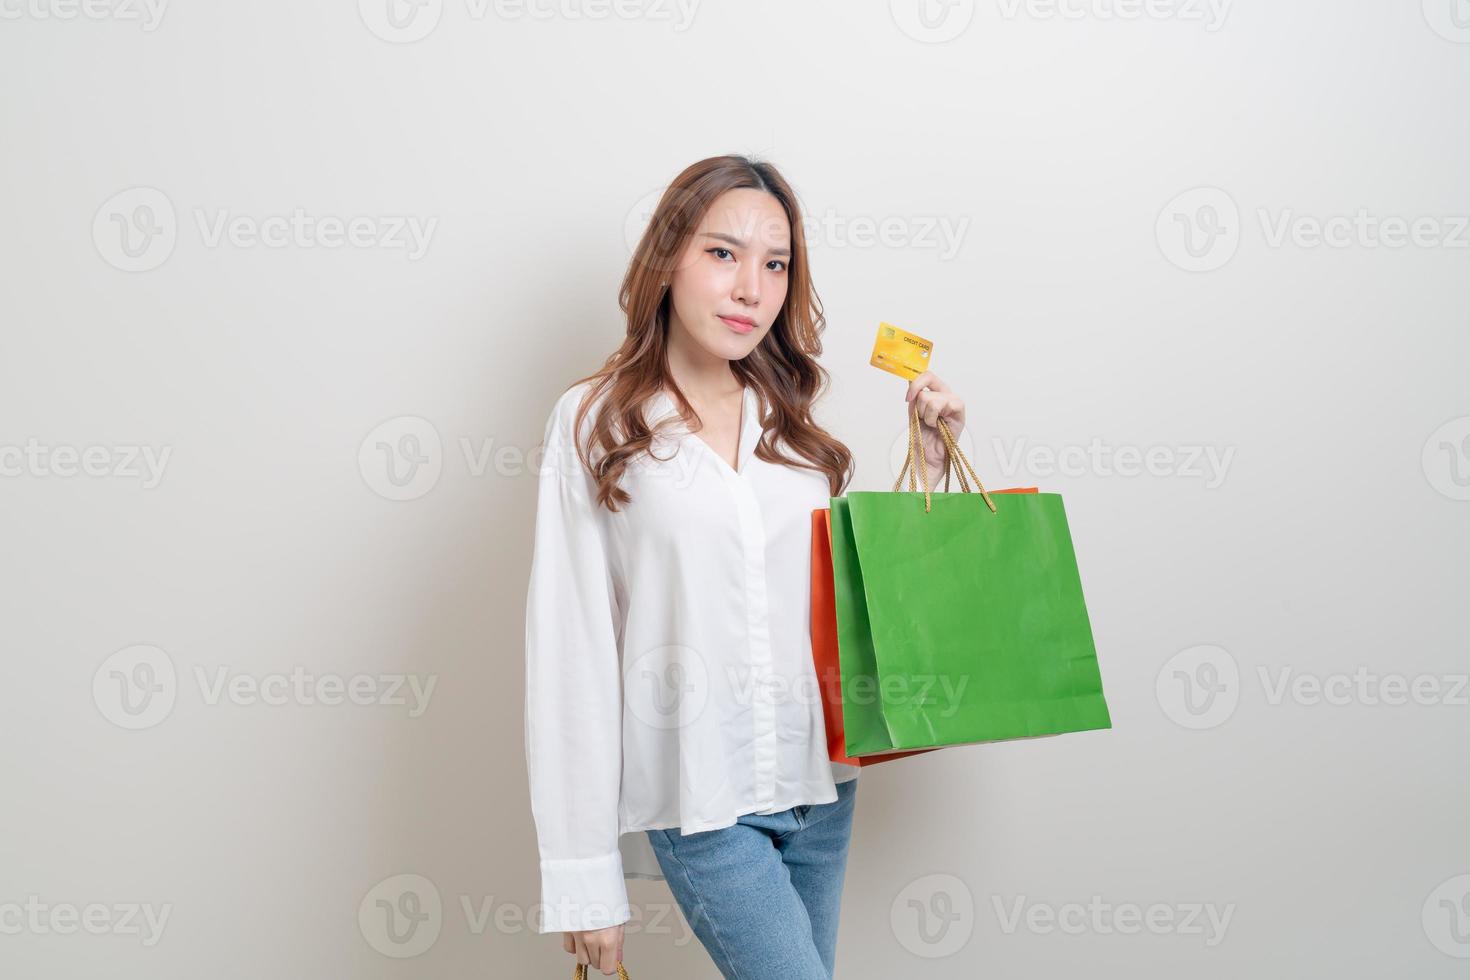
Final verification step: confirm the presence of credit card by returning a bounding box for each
[869,322,933,380]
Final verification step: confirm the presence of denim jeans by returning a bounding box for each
[644,777,858,979]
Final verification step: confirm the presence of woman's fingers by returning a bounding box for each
[922,391,943,427]
[898,372,969,476]
[917,389,964,430]
[569,927,622,975]
[903,372,965,431]
[593,941,614,974]
[904,370,950,401]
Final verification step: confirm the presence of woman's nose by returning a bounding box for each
[732,265,760,305]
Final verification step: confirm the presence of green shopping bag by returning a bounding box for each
[831,402,1111,755]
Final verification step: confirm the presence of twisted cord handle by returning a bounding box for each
[890,398,997,514]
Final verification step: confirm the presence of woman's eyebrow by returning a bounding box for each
[700,231,792,257]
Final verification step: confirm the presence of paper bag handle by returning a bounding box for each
[892,398,997,515]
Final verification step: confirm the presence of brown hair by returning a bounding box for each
[565,154,853,511]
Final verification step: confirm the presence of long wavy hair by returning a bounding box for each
[566,154,853,512]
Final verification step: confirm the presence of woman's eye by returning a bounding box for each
[707,247,785,271]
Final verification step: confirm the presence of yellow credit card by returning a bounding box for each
[869,322,933,379]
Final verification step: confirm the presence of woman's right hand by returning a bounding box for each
[563,924,624,975]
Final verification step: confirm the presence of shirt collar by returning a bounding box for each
[647,384,762,473]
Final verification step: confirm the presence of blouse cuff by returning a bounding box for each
[537,850,632,933]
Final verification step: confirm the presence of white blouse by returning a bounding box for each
[524,379,859,934]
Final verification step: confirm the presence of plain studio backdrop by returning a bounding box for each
[2,1,1467,976]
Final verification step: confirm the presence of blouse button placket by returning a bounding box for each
[722,459,777,809]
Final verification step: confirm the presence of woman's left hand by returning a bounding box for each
[904,371,966,482]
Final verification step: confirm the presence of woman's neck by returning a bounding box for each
[664,321,744,401]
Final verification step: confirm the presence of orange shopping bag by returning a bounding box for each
[810,488,1039,767]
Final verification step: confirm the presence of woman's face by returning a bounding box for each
[666,188,791,362]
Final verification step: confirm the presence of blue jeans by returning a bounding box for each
[644,777,858,979]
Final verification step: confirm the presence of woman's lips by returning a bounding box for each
[718,315,756,335]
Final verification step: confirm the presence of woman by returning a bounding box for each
[524,154,968,978]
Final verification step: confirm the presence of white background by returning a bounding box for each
[2,0,1468,976]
